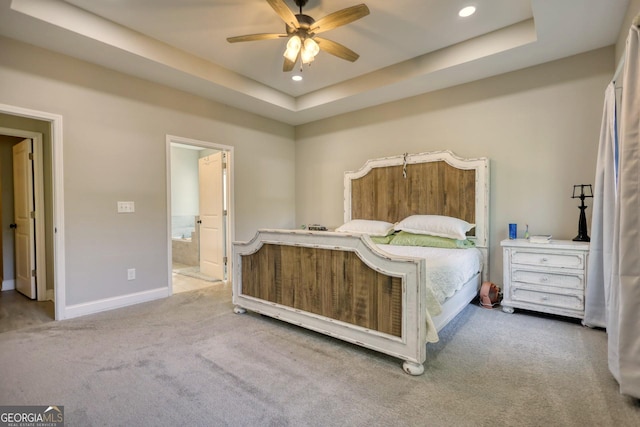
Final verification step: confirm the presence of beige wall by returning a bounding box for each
[0,36,296,306]
[295,47,614,284]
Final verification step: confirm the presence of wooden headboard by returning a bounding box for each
[344,151,489,249]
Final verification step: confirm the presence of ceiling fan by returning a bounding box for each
[227,0,370,72]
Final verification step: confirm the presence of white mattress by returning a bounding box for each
[377,244,483,311]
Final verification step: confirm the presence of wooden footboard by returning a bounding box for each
[241,244,403,337]
[233,229,428,374]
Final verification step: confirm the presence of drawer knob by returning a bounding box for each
[541,296,549,301]
[540,276,549,282]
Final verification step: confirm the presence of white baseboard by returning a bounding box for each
[2,279,15,291]
[64,287,170,320]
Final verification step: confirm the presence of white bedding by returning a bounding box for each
[377,244,483,315]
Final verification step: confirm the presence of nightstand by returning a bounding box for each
[501,239,589,319]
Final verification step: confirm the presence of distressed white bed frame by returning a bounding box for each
[232,151,490,375]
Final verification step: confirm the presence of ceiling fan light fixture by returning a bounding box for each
[300,38,320,64]
[301,49,315,64]
[304,38,319,56]
[284,35,302,62]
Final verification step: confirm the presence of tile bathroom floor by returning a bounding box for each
[172,262,222,293]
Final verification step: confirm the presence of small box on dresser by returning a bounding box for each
[501,239,589,319]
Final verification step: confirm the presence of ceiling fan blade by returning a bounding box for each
[315,37,360,62]
[227,33,287,43]
[309,4,370,34]
[267,0,299,29]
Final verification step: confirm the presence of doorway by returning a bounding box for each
[0,133,53,327]
[0,115,59,326]
[166,135,234,295]
[0,105,64,322]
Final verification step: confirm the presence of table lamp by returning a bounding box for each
[571,184,593,242]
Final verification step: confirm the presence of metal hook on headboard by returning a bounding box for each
[402,152,408,179]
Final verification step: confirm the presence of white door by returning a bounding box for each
[12,139,36,299]
[199,152,224,280]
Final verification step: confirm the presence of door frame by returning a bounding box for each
[0,103,66,320]
[165,135,234,294]
[4,133,46,300]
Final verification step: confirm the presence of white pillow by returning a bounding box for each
[335,219,395,237]
[394,215,475,240]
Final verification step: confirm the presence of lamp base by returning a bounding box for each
[574,204,590,243]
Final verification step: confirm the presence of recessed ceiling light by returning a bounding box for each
[458,6,476,18]
[292,75,303,81]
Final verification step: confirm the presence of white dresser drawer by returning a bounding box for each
[511,250,585,269]
[511,287,584,311]
[511,269,583,290]
[501,239,589,319]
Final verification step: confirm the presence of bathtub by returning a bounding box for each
[172,232,198,266]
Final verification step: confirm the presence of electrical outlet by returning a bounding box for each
[127,268,136,281]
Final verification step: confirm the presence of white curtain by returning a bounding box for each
[609,23,640,399]
[584,83,617,329]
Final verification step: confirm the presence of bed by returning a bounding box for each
[232,150,490,375]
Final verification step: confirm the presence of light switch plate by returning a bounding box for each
[117,201,135,213]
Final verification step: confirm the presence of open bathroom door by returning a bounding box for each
[12,138,36,299]
[198,152,224,280]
